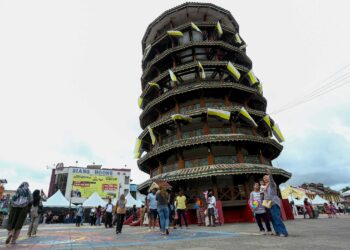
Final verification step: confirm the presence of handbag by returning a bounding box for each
[262,200,272,209]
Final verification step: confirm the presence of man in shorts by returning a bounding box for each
[147,188,158,231]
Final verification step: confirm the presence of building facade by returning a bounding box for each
[48,163,131,204]
[300,183,341,203]
[135,3,291,222]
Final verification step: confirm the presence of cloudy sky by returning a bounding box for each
[1,0,349,192]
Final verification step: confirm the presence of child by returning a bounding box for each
[249,182,273,235]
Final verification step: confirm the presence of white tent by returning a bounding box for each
[126,192,142,208]
[82,192,107,207]
[43,190,74,208]
[341,190,350,197]
[136,192,146,204]
[112,193,143,208]
[289,195,307,206]
[312,195,329,205]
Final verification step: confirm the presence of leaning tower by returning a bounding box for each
[135,2,291,222]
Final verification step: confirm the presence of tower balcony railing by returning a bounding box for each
[162,163,179,173]
[185,158,208,168]
[142,22,245,67]
[179,103,201,113]
[261,156,272,166]
[214,155,237,164]
[161,134,177,146]
[243,155,261,164]
[140,80,265,119]
[142,41,250,81]
[236,126,254,135]
[182,129,202,139]
[209,127,232,134]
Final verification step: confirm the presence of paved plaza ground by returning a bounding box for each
[1,215,349,250]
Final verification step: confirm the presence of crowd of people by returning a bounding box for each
[5,172,350,245]
[289,197,348,219]
[142,185,220,236]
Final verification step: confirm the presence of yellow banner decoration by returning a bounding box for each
[191,22,201,33]
[134,138,142,159]
[143,44,152,59]
[207,108,231,120]
[239,44,247,50]
[216,21,223,37]
[138,97,143,108]
[235,33,242,44]
[198,61,206,80]
[169,69,178,82]
[262,115,271,128]
[272,123,285,142]
[167,30,184,37]
[247,70,258,85]
[148,126,156,145]
[227,62,241,81]
[239,107,258,127]
[148,82,160,89]
[171,114,193,123]
[257,82,263,95]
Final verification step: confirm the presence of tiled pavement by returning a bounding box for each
[0,224,239,249]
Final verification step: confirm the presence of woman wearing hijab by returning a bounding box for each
[6,182,32,245]
[262,168,288,237]
[27,189,45,237]
[116,194,127,234]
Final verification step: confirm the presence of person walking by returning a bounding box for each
[263,168,289,237]
[175,190,188,228]
[147,188,158,232]
[105,198,114,228]
[96,206,102,226]
[6,182,32,245]
[304,198,313,219]
[115,194,127,234]
[90,207,96,226]
[249,182,273,235]
[324,203,332,218]
[156,187,170,235]
[195,194,206,226]
[207,191,216,227]
[329,202,338,218]
[76,205,83,227]
[27,189,44,237]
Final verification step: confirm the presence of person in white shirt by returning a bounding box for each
[104,199,114,228]
[207,191,216,227]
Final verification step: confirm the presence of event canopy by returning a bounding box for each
[288,195,307,206]
[43,190,74,208]
[312,195,329,205]
[126,192,142,208]
[112,193,143,208]
[82,192,107,207]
